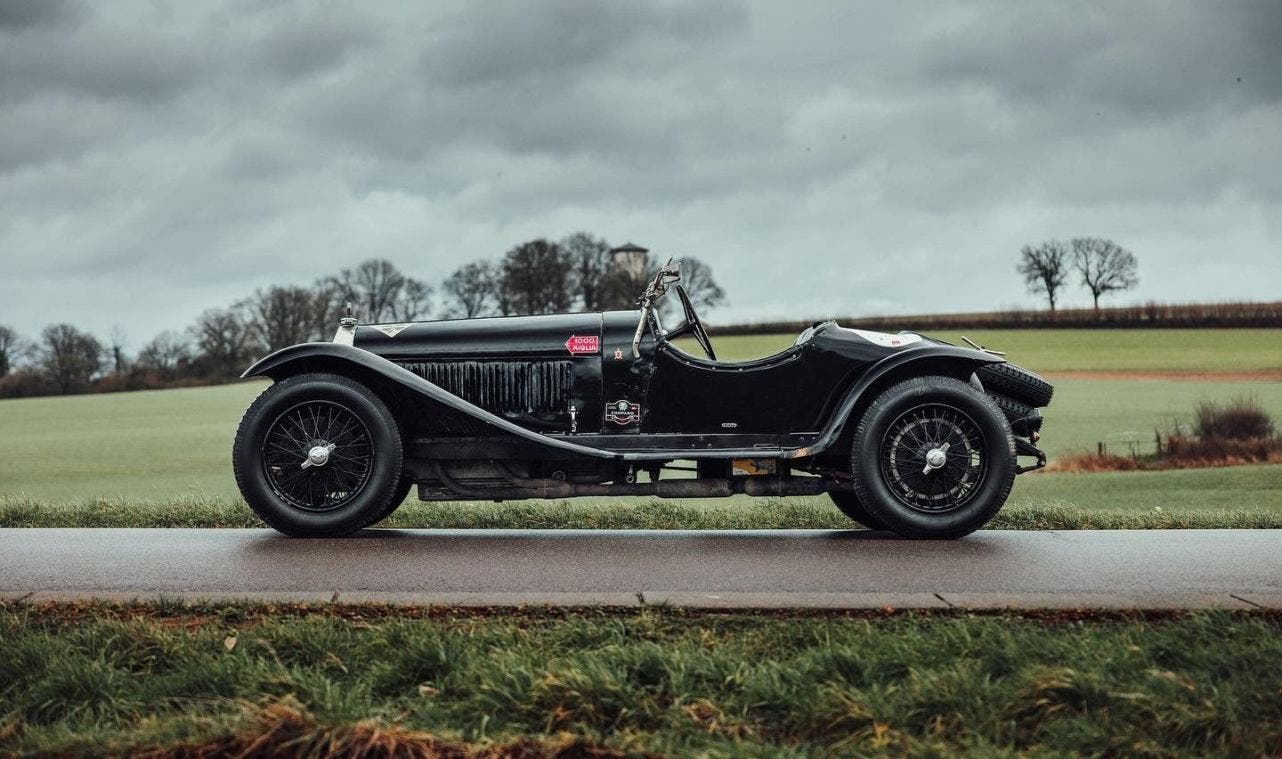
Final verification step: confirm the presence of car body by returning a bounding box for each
[233,262,1051,537]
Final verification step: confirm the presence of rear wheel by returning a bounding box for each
[233,373,403,537]
[851,376,1015,538]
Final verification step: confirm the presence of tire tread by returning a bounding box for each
[977,363,1053,407]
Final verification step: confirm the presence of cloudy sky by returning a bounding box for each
[2,0,1279,346]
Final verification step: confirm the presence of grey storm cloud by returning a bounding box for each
[0,0,84,30]
[1,0,1280,348]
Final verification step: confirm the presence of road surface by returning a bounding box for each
[1,528,1279,609]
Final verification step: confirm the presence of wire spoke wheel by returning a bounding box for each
[879,402,987,514]
[261,400,373,512]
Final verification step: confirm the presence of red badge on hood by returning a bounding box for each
[565,335,600,355]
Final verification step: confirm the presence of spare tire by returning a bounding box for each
[977,363,1053,407]
[987,393,1043,436]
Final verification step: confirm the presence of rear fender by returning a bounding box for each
[802,346,1005,457]
[242,343,615,460]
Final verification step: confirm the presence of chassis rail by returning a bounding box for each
[417,468,837,501]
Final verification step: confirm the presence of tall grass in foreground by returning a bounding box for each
[3,494,1281,530]
[1,605,1279,756]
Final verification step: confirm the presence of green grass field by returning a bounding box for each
[1,329,1279,523]
[3,603,1280,756]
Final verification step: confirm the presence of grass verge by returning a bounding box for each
[3,494,1281,530]
[1,602,1280,756]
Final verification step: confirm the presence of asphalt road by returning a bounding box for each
[1,528,1279,609]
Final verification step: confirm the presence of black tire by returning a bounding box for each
[233,373,403,537]
[977,363,1053,407]
[988,393,1043,436]
[828,490,888,530]
[851,376,1016,539]
[362,476,413,528]
[987,393,1035,425]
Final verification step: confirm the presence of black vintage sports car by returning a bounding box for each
[234,261,1051,538]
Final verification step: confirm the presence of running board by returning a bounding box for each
[417,473,835,502]
[410,432,823,462]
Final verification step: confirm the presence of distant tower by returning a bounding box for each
[609,242,649,280]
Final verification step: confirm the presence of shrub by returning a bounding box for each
[1193,397,1274,440]
[1058,396,1280,471]
[1161,434,1282,468]
[0,369,50,398]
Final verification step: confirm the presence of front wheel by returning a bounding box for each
[233,373,404,537]
[828,490,887,530]
[362,475,413,528]
[851,376,1015,538]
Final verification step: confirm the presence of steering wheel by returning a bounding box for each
[667,284,717,361]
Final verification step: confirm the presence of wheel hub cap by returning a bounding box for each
[879,403,988,514]
[263,400,373,513]
[925,448,947,469]
[306,444,331,467]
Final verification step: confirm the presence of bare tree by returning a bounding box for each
[1016,240,1071,311]
[249,286,329,352]
[440,260,500,318]
[135,330,192,381]
[327,259,432,323]
[562,232,613,311]
[37,323,104,394]
[191,306,257,378]
[499,239,573,315]
[1071,237,1139,310]
[0,325,24,378]
[676,257,726,311]
[108,326,129,374]
[391,278,432,322]
[308,277,344,337]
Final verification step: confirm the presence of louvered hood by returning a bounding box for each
[351,312,635,432]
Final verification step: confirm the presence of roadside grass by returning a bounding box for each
[2,603,1280,756]
[1012,464,1282,512]
[3,464,1280,529]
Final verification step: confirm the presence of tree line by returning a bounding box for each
[0,232,725,398]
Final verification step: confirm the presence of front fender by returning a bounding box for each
[800,346,1005,458]
[242,343,617,461]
